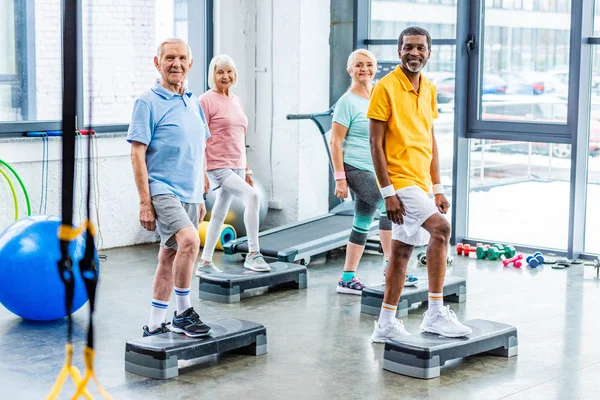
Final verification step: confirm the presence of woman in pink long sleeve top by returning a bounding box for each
[196,54,270,274]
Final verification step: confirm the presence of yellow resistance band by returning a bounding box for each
[58,220,97,241]
[71,347,112,400]
[0,167,18,221]
[46,344,92,400]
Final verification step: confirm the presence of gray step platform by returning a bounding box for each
[361,276,466,317]
[198,261,307,303]
[383,319,518,379]
[125,318,267,379]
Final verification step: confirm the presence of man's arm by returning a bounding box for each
[430,128,441,186]
[430,128,449,214]
[130,141,156,231]
[370,119,406,224]
[370,119,392,188]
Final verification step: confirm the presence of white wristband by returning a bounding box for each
[432,183,444,195]
[380,185,396,198]
[245,169,253,175]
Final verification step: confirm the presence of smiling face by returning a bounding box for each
[348,53,376,85]
[154,42,193,88]
[214,65,236,92]
[399,34,430,74]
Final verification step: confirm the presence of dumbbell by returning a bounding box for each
[456,243,465,255]
[487,244,517,261]
[527,252,545,268]
[502,253,523,268]
[476,244,490,259]
[418,251,454,266]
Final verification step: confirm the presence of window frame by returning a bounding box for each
[0,0,214,136]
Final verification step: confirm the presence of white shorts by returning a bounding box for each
[391,186,440,246]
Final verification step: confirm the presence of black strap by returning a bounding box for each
[58,0,78,344]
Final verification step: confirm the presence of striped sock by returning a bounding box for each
[378,302,397,329]
[149,299,169,332]
[428,292,443,315]
[174,286,192,315]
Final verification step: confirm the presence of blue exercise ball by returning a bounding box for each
[0,215,98,321]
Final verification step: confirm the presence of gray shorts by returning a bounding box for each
[207,168,245,189]
[151,194,199,250]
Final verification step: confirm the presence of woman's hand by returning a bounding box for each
[245,173,254,187]
[335,179,349,199]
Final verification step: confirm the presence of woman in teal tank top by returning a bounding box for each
[330,49,419,295]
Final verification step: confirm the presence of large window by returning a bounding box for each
[0,0,17,121]
[585,6,600,253]
[0,0,63,123]
[468,139,571,249]
[479,1,571,122]
[0,0,210,134]
[81,0,190,126]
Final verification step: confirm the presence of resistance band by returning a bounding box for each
[0,167,18,221]
[47,1,110,398]
[0,159,32,217]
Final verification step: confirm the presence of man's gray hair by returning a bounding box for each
[156,38,193,61]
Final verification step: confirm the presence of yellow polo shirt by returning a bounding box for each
[367,66,438,194]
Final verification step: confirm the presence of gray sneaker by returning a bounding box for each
[244,252,271,272]
[195,261,221,277]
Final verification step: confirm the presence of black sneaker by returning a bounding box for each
[170,308,213,338]
[142,322,170,337]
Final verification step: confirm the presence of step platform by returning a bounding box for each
[383,319,517,379]
[361,276,466,317]
[125,318,267,379]
[197,261,307,303]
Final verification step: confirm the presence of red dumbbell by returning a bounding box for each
[463,244,478,256]
[502,254,523,268]
[457,243,465,255]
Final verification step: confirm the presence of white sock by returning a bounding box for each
[149,299,169,331]
[174,286,192,315]
[428,292,443,315]
[378,302,397,329]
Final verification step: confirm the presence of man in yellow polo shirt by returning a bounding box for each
[368,26,472,341]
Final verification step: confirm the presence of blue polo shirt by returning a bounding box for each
[127,81,210,203]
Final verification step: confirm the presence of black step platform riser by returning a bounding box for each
[361,276,466,317]
[198,262,307,303]
[125,319,267,379]
[383,319,517,379]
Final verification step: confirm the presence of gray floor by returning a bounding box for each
[1,243,599,400]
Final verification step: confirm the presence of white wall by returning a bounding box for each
[216,0,331,225]
[0,136,157,250]
[0,0,332,249]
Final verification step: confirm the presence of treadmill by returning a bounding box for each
[223,109,381,265]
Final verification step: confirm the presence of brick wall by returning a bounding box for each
[34,0,158,124]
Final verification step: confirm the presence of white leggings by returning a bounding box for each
[201,171,260,261]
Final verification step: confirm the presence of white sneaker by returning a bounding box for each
[420,306,472,338]
[195,261,220,277]
[370,318,412,343]
[244,252,271,272]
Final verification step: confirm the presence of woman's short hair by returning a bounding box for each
[156,38,193,61]
[346,49,377,72]
[207,54,238,89]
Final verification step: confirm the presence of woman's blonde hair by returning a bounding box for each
[346,49,377,72]
[207,54,238,89]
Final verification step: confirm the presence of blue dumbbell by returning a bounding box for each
[527,252,545,268]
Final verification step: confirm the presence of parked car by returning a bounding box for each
[500,71,546,95]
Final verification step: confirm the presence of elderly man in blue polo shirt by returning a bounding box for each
[128,38,212,338]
